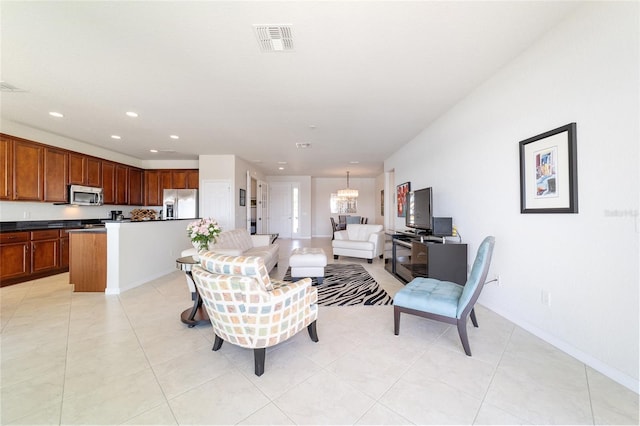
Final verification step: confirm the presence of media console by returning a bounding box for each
[385,231,467,285]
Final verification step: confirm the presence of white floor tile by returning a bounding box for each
[0,237,636,425]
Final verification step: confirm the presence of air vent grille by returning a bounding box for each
[0,81,27,92]
[254,25,294,52]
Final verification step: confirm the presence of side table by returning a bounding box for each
[176,255,209,327]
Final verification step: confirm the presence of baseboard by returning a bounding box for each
[479,301,640,394]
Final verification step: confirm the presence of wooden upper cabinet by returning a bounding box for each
[171,170,187,189]
[115,164,128,205]
[186,170,199,189]
[160,170,172,192]
[102,161,116,205]
[86,157,101,187]
[68,152,86,185]
[13,139,43,201]
[44,147,68,202]
[0,136,13,200]
[128,167,143,206]
[69,153,102,187]
[144,170,160,206]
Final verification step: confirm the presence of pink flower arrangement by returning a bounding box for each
[187,218,222,252]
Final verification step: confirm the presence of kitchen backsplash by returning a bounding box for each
[0,201,162,221]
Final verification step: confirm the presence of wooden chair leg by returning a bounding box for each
[457,320,472,356]
[394,306,401,335]
[307,320,319,342]
[470,308,479,327]
[254,348,266,376]
[212,334,224,351]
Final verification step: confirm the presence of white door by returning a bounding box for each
[257,180,269,234]
[270,182,292,238]
[200,179,232,232]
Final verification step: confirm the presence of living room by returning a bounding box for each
[1,1,638,424]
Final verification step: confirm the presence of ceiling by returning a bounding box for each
[1,1,579,177]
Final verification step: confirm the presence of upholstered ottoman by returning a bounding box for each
[290,248,327,284]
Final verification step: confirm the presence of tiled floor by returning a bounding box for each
[1,237,638,425]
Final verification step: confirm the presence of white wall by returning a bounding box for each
[385,2,639,391]
[311,177,378,237]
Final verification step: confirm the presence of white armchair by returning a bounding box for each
[332,224,385,263]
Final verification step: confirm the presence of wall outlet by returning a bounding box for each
[23,211,31,219]
[541,290,552,307]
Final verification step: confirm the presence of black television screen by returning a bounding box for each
[405,187,433,232]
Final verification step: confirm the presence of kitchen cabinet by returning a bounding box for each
[115,164,128,205]
[144,170,161,206]
[0,232,29,282]
[86,157,102,187]
[186,170,199,189]
[13,139,43,201]
[102,161,116,204]
[128,167,143,205]
[160,170,173,191]
[68,153,102,188]
[0,229,72,286]
[60,230,70,269]
[0,136,12,199]
[68,152,86,185]
[30,230,59,274]
[44,147,68,202]
[171,170,187,189]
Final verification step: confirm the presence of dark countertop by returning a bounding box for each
[67,228,107,234]
[0,218,193,233]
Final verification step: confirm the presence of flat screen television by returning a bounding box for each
[405,187,433,233]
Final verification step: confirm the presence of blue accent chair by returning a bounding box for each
[393,236,495,356]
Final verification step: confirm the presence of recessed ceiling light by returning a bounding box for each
[309,124,316,130]
[111,135,121,140]
[170,135,179,140]
[278,167,284,170]
[49,112,64,118]
[150,149,158,153]
[277,161,287,165]
[349,161,360,164]
[126,111,138,118]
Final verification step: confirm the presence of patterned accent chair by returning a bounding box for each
[191,251,319,376]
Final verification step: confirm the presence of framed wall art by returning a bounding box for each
[519,122,578,213]
[397,182,410,217]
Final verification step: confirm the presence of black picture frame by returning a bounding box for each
[239,188,246,206]
[519,122,578,213]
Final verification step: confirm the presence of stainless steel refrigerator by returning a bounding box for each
[162,189,198,219]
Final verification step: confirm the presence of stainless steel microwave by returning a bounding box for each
[69,185,103,206]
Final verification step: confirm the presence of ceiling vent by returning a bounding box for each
[254,25,294,52]
[296,143,311,149]
[0,81,27,92]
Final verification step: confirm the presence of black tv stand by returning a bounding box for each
[385,232,467,285]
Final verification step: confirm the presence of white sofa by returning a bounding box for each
[332,224,385,263]
[182,228,279,293]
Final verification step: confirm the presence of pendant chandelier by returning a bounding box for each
[337,171,358,199]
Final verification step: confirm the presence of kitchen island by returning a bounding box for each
[103,219,193,294]
[68,228,107,292]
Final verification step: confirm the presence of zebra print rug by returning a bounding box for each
[282,264,393,306]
